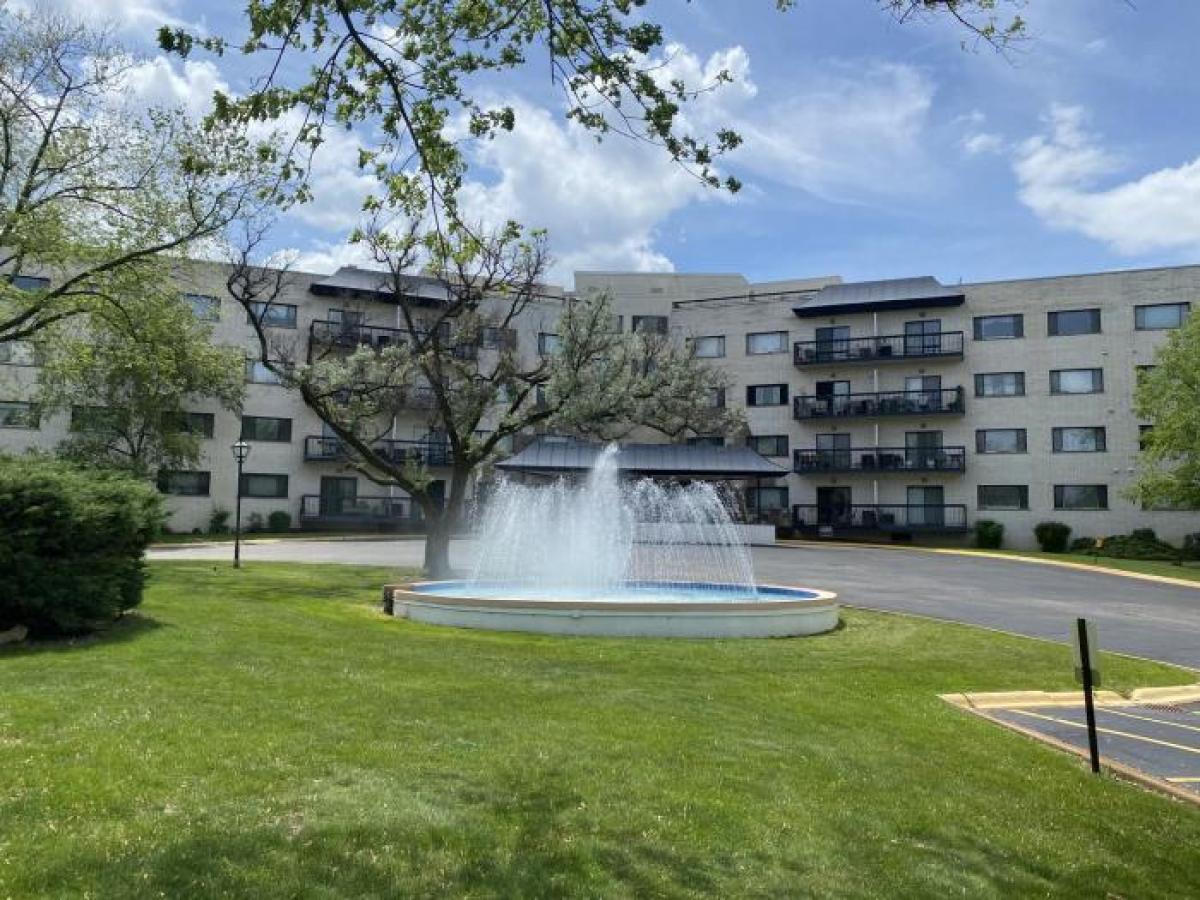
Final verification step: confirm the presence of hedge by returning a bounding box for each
[0,456,163,637]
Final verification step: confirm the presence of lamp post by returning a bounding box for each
[231,439,251,568]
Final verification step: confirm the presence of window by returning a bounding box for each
[247,301,297,329]
[70,405,112,432]
[0,401,39,428]
[692,335,725,358]
[975,428,1027,454]
[1048,308,1101,336]
[748,435,788,457]
[1140,424,1154,451]
[184,293,219,321]
[746,331,787,355]
[1135,302,1189,330]
[977,485,1029,510]
[0,340,42,366]
[1052,427,1106,453]
[631,315,668,335]
[537,332,561,355]
[1054,484,1108,510]
[813,326,850,360]
[1050,368,1103,395]
[10,274,48,291]
[245,360,284,385]
[746,384,787,407]
[481,326,515,349]
[157,470,211,496]
[973,314,1022,341]
[171,411,214,438]
[746,486,789,522]
[240,415,292,442]
[240,473,289,498]
[328,308,365,327]
[686,435,725,447]
[974,372,1024,397]
[705,387,726,409]
[904,319,943,355]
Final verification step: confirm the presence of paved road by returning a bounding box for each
[150,539,1200,669]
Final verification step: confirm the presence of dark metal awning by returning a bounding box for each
[792,276,964,318]
[495,439,788,479]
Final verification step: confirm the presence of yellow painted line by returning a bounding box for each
[1009,709,1200,755]
[1165,777,1200,784]
[1098,707,1200,734]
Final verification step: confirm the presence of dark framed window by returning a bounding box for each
[1052,427,1106,453]
[171,411,215,438]
[748,435,788,457]
[157,470,211,496]
[973,314,1023,341]
[70,405,113,432]
[1135,303,1189,331]
[241,415,292,442]
[240,473,289,498]
[746,384,788,407]
[706,387,726,409]
[0,340,43,366]
[10,274,49,291]
[245,360,284,385]
[481,326,516,349]
[1050,368,1103,395]
[0,400,40,429]
[746,486,789,520]
[974,372,1024,397]
[977,485,1029,510]
[247,301,297,329]
[537,332,561,355]
[1048,308,1101,336]
[184,293,219,321]
[975,428,1027,454]
[691,335,725,358]
[631,315,668,335]
[328,308,365,327]
[686,435,725,447]
[1054,484,1108,510]
[746,331,787,355]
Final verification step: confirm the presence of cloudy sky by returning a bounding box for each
[26,0,1200,289]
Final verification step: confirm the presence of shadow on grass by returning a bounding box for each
[0,613,165,657]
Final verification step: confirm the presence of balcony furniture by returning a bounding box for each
[793,331,963,367]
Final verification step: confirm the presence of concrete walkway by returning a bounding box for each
[149,538,1200,669]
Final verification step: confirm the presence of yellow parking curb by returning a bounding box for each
[940,684,1200,710]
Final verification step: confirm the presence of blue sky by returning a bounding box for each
[31,0,1200,289]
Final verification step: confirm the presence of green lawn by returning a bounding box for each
[2,563,1197,898]
[981,550,1200,584]
[153,531,420,544]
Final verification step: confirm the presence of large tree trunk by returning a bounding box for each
[423,516,452,578]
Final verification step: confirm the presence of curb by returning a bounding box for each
[940,685,1200,710]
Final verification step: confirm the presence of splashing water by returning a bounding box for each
[470,444,758,599]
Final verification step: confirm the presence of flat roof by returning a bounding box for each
[495,438,788,479]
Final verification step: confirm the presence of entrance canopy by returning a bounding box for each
[495,438,788,479]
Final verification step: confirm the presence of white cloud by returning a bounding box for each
[962,131,1004,156]
[1014,104,1200,255]
[117,56,226,119]
[11,0,188,32]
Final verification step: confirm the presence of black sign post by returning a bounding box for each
[1073,617,1102,774]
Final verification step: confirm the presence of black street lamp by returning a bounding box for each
[231,439,251,568]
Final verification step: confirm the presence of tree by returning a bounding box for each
[230,221,742,575]
[0,9,276,346]
[1132,312,1200,510]
[37,267,245,477]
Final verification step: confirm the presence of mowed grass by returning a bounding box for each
[2,563,1198,899]
[982,549,1200,584]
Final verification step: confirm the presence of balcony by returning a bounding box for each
[793,446,966,474]
[304,436,452,465]
[792,504,969,533]
[793,331,964,366]
[793,387,964,420]
[299,494,423,528]
[308,319,477,360]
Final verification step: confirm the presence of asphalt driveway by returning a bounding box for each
[149,539,1200,669]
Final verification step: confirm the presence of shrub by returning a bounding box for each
[1034,521,1072,553]
[974,519,1004,549]
[267,510,291,533]
[0,456,162,637]
[247,512,265,533]
[1069,537,1099,554]
[208,507,231,535]
[1184,533,1200,561]
[1092,530,1178,561]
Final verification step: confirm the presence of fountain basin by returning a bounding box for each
[385,580,839,638]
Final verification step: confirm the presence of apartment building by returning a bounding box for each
[2,260,1196,548]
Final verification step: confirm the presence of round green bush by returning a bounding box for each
[974,519,1004,549]
[267,510,291,533]
[1034,521,1072,553]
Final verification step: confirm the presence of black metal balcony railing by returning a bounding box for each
[793,446,966,474]
[792,504,969,532]
[793,331,964,366]
[300,494,421,525]
[304,436,452,466]
[793,387,964,420]
[308,320,478,360]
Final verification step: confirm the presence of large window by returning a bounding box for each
[974,372,1025,397]
[0,340,43,366]
[748,434,788,457]
[157,470,211,496]
[171,411,215,438]
[686,435,725,447]
[537,332,561,355]
[328,308,365,327]
[1052,426,1106,453]
[1135,302,1189,331]
[1050,368,1103,395]
[691,335,725,358]
[746,331,787,355]
[705,387,726,409]
[247,301,297,329]
[245,360,284,385]
[746,486,789,522]
[631,315,668,335]
[977,485,1029,510]
[0,400,39,429]
[240,473,289,498]
[184,293,220,321]
[70,405,112,432]
[973,314,1023,341]
[241,415,293,442]
[975,428,1027,454]
[1054,484,1108,510]
[746,384,788,407]
[10,274,49,291]
[1048,308,1101,336]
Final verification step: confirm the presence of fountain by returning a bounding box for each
[385,445,838,637]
